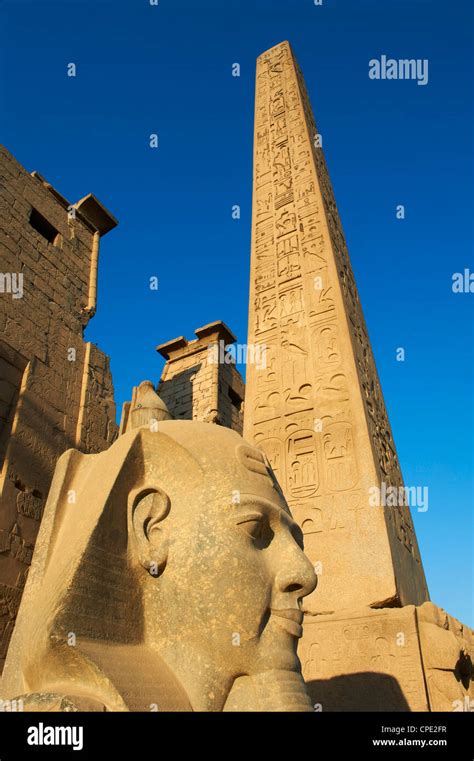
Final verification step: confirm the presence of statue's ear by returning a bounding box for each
[130,487,171,576]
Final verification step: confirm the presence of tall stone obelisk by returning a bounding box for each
[244,41,429,616]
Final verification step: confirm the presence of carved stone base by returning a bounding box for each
[299,602,473,712]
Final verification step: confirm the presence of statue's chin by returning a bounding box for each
[258,623,302,672]
[224,669,313,712]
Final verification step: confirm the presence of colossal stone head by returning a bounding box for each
[1,422,316,711]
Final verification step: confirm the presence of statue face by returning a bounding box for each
[130,428,318,708]
[5,424,315,712]
[152,482,316,678]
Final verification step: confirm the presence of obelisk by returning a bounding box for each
[244,41,429,616]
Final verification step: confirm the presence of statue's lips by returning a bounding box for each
[271,609,303,638]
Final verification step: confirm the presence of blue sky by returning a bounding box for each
[1,0,472,626]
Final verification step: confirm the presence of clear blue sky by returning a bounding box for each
[1,0,472,626]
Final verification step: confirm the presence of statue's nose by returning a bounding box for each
[276,547,317,599]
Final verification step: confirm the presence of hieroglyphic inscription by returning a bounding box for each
[300,607,430,711]
[292,56,424,565]
[245,42,428,611]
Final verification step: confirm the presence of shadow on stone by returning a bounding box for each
[307,672,411,711]
[158,365,201,420]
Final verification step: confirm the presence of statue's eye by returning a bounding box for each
[236,513,274,548]
[237,515,264,540]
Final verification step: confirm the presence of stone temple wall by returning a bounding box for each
[0,146,118,672]
[157,321,244,434]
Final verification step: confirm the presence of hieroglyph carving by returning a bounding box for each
[245,42,429,612]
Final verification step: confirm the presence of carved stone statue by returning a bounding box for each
[0,421,317,711]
